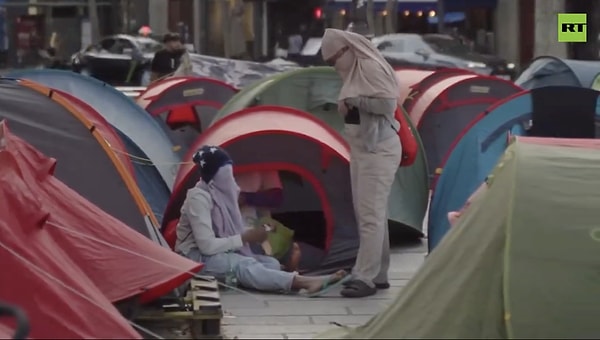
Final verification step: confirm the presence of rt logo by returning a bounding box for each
[558,13,587,42]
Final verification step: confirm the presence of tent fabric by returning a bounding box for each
[0,123,202,338]
[114,128,171,224]
[403,68,473,110]
[137,76,238,156]
[515,56,600,90]
[395,69,433,104]
[163,106,360,272]
[176,53,299,89]
[213,67,428,236]
[47,86,170,230]
[428,86,600,251]
[138,76,237,115]
[317,138,600,339]
[408,74,477,124]
[407,74,521,179]
[50,88,136,177]
[592,73,600,91]
[0,79,160,237]
[5,69,180,190]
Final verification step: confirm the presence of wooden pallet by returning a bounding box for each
[135,275,223,339]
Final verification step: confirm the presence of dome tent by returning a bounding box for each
[429,86,600,251]
[515,56,600,90]
[405,73,521,180]
[0,123,201,337]
[137,76,238,156]
[317,137,600,339]
[0,79,161,238]
[5,69,180,190]
[162,106,359,272]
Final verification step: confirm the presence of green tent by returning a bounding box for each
[317,137,600,339]
[211,67,429,236]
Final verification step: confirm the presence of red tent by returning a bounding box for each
[0,121,202,309]
[162,106,357,272]
[137,76,238,156]
[0,323,14,338]
[395,69,434,104]
[0,128,143,338]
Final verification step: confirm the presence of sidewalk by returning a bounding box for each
[221,242,426,339]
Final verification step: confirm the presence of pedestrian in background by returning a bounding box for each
[150,33,185,82]
[321,28,402,298]
[286,26,304,63]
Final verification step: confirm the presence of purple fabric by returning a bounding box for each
[197,164,253,256]
[242,188,284,208]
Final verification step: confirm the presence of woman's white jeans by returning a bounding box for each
[185,248,294,292]
[345,126,402,288]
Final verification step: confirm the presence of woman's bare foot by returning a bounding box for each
[302,270,347,294]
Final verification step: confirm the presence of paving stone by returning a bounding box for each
[223,315,311,326]
[221,294,269,309]
[225,304,349,316]
[228,333,285,339]
[348,301,391,315]
[311,314,373,325]
[221,245,426,338]
[225,324,334,335]
[389,279,410,287]
[267,298,381,310]
[284,333,321,339]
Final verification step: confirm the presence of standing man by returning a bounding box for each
[150,33,186,82]
[287,26,304,63]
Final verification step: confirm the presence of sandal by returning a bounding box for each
[303,273,352,298]
[340,280,377,298]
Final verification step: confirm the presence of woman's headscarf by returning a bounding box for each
[321,28,399,101]
[193,146,253,256]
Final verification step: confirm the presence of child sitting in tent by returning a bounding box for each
[236,170,302,272]
[448,181,489,227]
[174,145,349,296]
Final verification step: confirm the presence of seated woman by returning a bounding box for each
[236,170,302,272]
[175,145,349,296]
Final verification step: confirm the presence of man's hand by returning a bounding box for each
[241,227,268,244]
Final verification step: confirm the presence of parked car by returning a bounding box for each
[298,36,444,70]
[371,33,517,79]
[70,34,163,86]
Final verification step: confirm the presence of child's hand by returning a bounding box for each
[263,223,276,232]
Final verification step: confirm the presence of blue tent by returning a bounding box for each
[114,128,170,224]
[428,86,600,251]
[515,56,600,90]
[5,69,180,190]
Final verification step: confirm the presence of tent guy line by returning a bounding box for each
[0,237,165,340]
[45,221,267,303]
[109,146,194,166]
